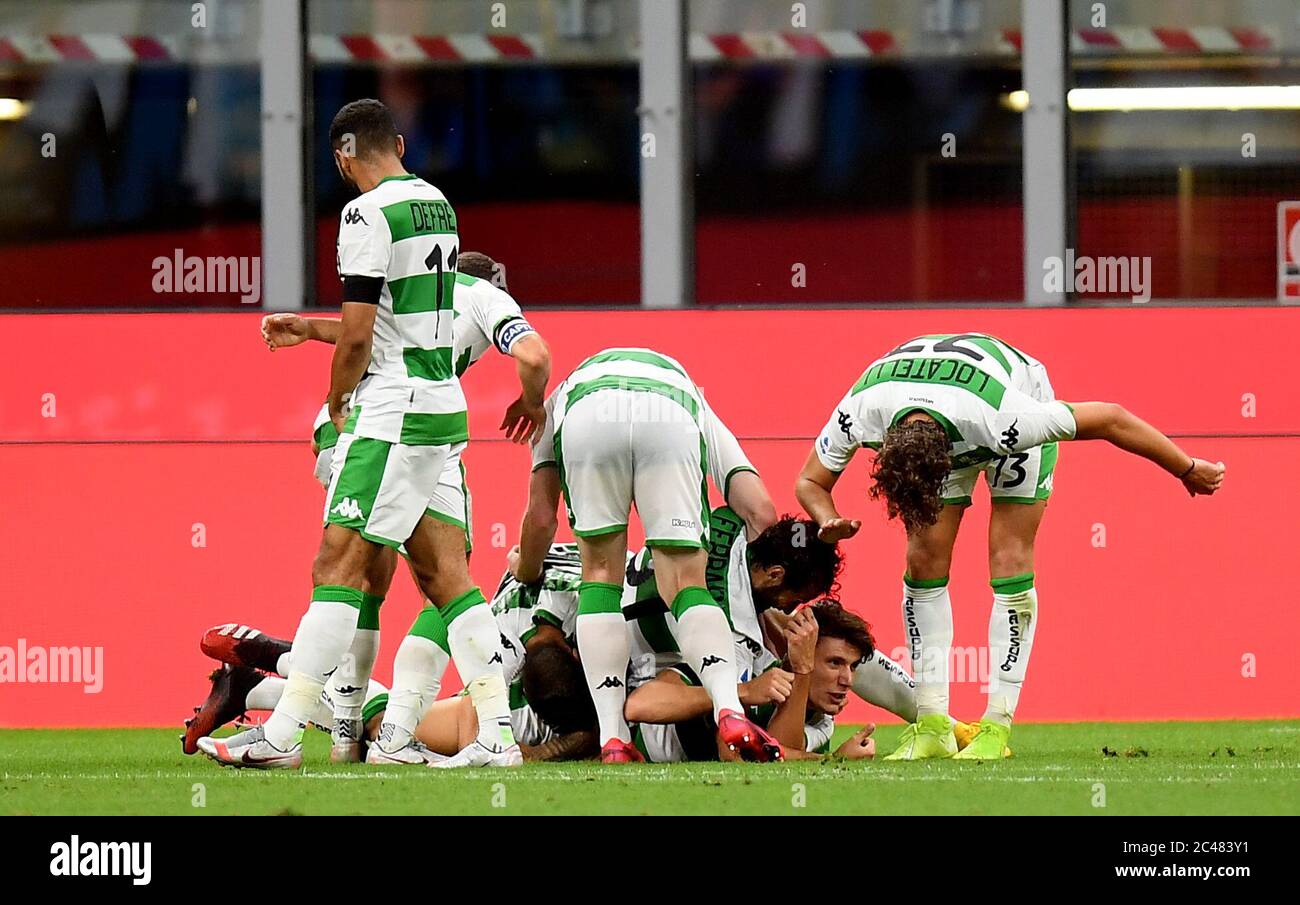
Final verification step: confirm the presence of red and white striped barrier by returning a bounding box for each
[0,26,1281,64]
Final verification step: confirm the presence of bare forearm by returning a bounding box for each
[512,335,550,405]
[765,674,811,750]
[796,476,840,524]
[516,504,558,583]
[521,730,599,762]
[725,471,778,540]
[625,682,713,724]
[305,317,342,344]
[1073,402,1192,477]
[327,338,370,410]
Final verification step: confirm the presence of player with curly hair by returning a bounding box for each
[796,332,1224,760]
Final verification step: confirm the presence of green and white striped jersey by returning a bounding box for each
[336,174,465,445]
[490,543,582,684]
[531,347,757,495]
[450,273,533,377]
[311,275,530,460]
[815,332,1077,474]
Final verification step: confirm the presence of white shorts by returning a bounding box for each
[942,442,1058,506]
[323,432,468,548]
[556,390,709,547]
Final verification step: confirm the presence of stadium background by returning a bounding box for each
[2,0,1297,729]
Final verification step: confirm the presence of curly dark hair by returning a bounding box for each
[521,643,595,735]
[328,98,399,160]
[747,515,845,600]
[869,416,951,533]
[458,251,509,292]
[810,598,875,663]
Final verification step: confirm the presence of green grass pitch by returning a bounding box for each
[4,721,1298,816]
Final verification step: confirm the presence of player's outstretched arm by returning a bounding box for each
[1069,402,1225,496]
[500,333,551,445]
[513,466,561,583]
[795,449,861,542]
[261,313,342,349]
[624,671,714,724]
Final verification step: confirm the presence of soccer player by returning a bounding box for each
[795,332,1225,760]
[259,249,549,764]
[625,600,878,762]
[513,347,782,763]
[197,99,520,769]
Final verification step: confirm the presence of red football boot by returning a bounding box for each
[181,664,264,755]
[200,623,290,673]
[717,709,784,762]
[601,738,646,764]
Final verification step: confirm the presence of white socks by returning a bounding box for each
[576,610,632,744]
[381,632,450,747]
[262,592,361,749]
[576,581,631,745]
[330,594,383,722]
[852,649,918,723]
[986,575,1038,726]
[674,592,744,720]
[902,577,953,719]
[444,594,515,751]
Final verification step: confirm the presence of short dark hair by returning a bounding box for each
[810,599,875,664]
[521,643,595,735]
[869,417,951,533]
[329,99,399,161]
[458,251,508,292]
[747,515,844,600]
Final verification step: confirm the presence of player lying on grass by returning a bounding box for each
[626,600,877,761]
[796,332,1225,761]
[513,347,784,763]
[253,245,550,766]
[184,545,598,763]
[620,508,982,753]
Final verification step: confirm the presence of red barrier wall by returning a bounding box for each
[3,307,1296,727]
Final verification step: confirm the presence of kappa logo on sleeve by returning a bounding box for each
[837,409,853,438]
[1000,419,1021,450]
[343,207,368,226]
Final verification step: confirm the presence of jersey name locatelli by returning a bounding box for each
[816,332,1077,473]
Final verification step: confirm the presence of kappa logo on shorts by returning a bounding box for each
[331,497,365,520]
[597,675,624,689]
[671,518,697,530]
[700,654,727,669]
